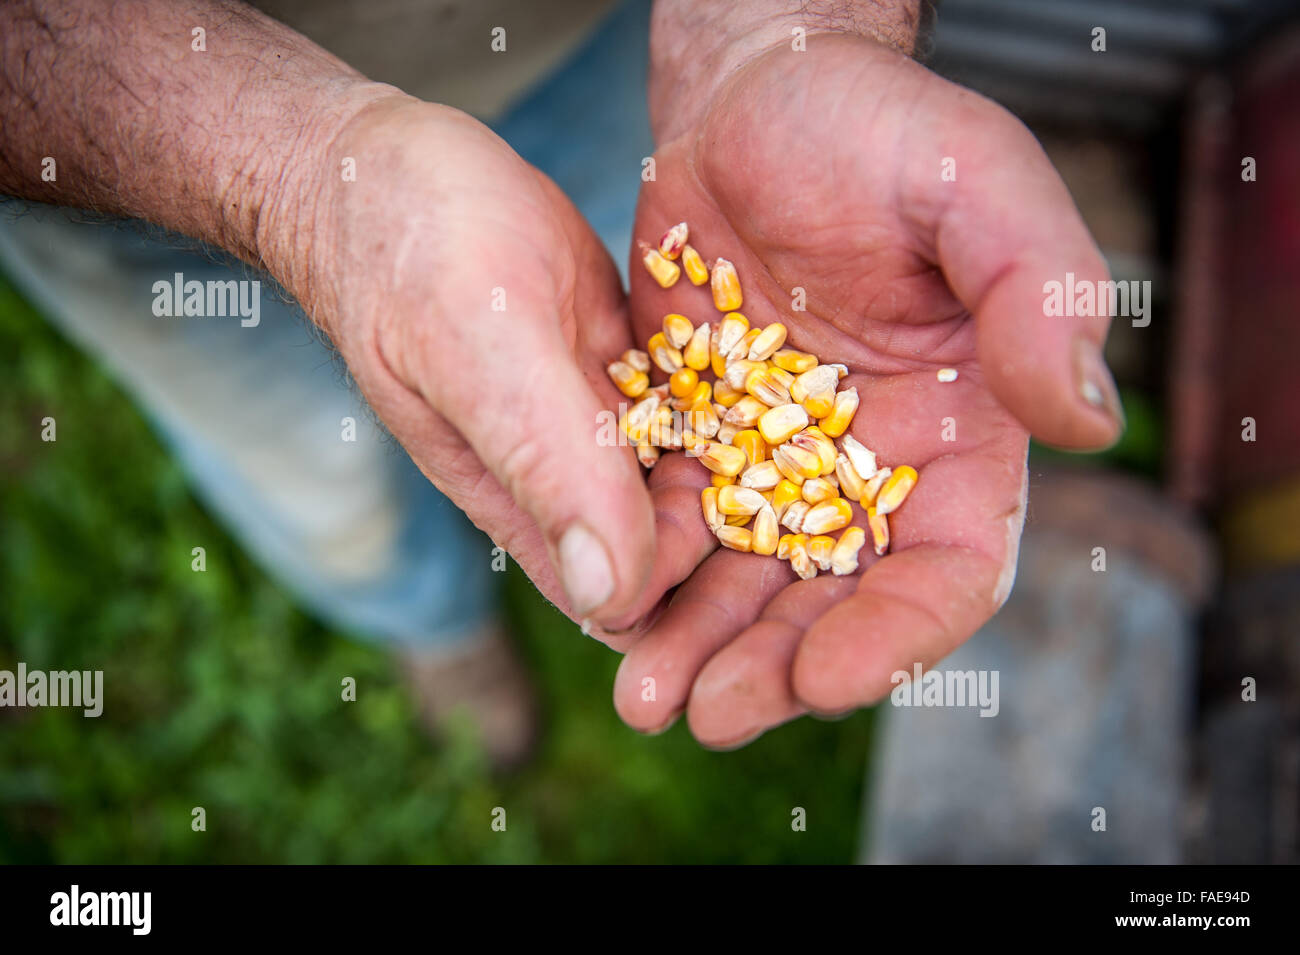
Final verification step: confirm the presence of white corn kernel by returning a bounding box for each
[658,222,689,260]
[739,460,782,491]
[781,500,810,533]
[831,527,867,575]
[841,435,878,484]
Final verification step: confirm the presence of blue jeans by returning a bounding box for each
[0,0,654,650]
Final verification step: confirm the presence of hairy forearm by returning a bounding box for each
[0,0,385,291]
[649,0,926,142]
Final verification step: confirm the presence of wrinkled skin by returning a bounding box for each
[607,37,1119,747]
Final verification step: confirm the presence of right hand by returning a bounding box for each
[279,90,657,634]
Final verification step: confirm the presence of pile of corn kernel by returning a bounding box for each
[607,221,918,579]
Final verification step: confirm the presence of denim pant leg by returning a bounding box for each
[0,0,653,650]
[492,0,654,272]
[0,207,494,649]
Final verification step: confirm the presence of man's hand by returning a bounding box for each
[293,94,658,629]
[612,6,1123,745]
[0,0,657,631]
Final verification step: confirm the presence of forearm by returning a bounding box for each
[648,0,926,142]
[0,0,386,296]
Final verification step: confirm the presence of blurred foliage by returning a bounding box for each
[0,275,875,863]
[1029,387,1163,478]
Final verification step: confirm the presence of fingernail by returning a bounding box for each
[558,523,615,617]
[1073,337,1125,434]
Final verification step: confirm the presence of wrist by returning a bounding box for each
[246,80,408,336]
[648,0,924,142]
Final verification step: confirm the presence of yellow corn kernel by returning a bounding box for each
[683,322,711,370]
[723,359,765,392]
[801,477,838,505]
[788,534,817,580]
[647,332,684,373]
[752,504,779,556]
[841,435,877,484]
[695,441,747,477]
[663,313,694,349]
[711,473,735,488]
[739,460,781,491]
[781,500,811,533]
[801,497,853,535]
[670,379,712,411]
[831,527,867,575]
[807,535,835,572]
[647,404,682,448]
[710,344,728,377]
[819,386,859,438]
[669,367,699,398]
[758,404,810,445]
[715,312,749,354]
[771,480,803,521]
[712,378,743,408]
[867,505,890,556]
[622,348,651,373]
[718,484,766,517]
[725,513,751,526]
[835,454,867,501]
[745,367,793,407]
[635,442,660,469]
[717,420,739,446]
[732,428,768,466]
[620,395,660,444]
[640,242,681,287]
[771,348,818,374]
[776,533,796,561]
[682,244,709,285]
[729,327,762,362]
[688,398,720,439]
[606,360,649,398]
[791,426,837,475]
[875,465,918,516]
[772,443,821,484]
[747,323,788,361]
[723,395,768,431]
[701,486,723,532]
[658,221,688,260]
[789,365,837,403]
[859,466,891,508]
[716,524,753,552]
[802,390,835,420]
[711,257,743,311]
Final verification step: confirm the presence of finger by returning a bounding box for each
[612,548,793,734]
[929,102,1124,450]
[405,282,654,626]
[685,573,858,748]
[600,451,719,634]
[791,543,1006,713]
[790,451,1027,712]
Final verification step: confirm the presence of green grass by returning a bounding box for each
[0,274,875,864]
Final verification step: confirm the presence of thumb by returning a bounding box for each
[445,308,656,623]
[935,116,1125,450]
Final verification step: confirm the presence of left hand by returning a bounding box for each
[608,19,1122,746]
